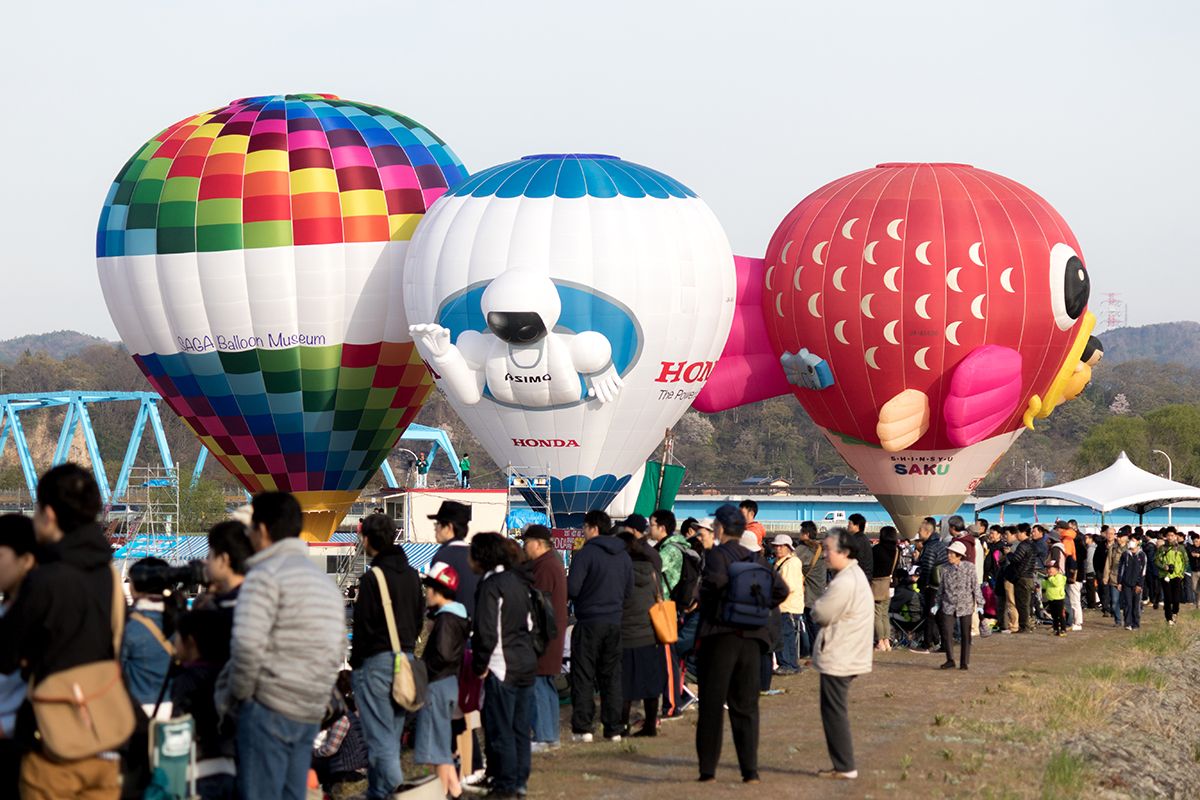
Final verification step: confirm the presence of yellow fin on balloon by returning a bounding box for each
[877,389,930,452]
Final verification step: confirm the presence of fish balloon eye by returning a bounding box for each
[1048,243,1089,330]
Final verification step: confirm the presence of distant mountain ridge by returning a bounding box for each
[0,330,115,364]
[1100,321,1200,366]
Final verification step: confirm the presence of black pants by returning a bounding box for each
[1163,577,1182,621]
[570,621,623,736]
[819,673,856,773]
[1016,578,1036,631]
[1046,599,1066,633]
[1147,573,1161,606]
[695,633,761,780]
[460,470,470,488]
[938,612,971,667]
[921,586,940,649]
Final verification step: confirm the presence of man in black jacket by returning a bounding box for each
[567,510,633,743]
[351,513,424,799]
[1011,526,1039,633]
[0,464,123,797]
[695,504,788,784]
[913,520,946,653]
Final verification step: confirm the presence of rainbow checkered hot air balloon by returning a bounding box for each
[97,94,467,539]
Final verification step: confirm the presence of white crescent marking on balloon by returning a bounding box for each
[969,242,984,267]
[946,266,963,293]
[946,320,962,346]
[865,346,880,370]
[915,241,933,266]
[808,293,821,318]
[834,320,849,345]
[884,320,899,345]
[864,241,878,265]
[842,218,858,240]
[914,347,931,371]
[1000,267,1015,293]
[915,293,932,320]
[765,265,775,290]
[884,266,900,292]
[813,241,828,266]
[775,293,784,318]
[971,293,986,319]
[832,266,848,292]
[793,267,803,291]
[860,293,875,319]
[887,218,904,240]
[781,240,793,265]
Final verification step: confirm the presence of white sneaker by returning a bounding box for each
[605,734,623,742]
[571,732,593,743]
[531,741,559,753]
[1071,625,1082,631]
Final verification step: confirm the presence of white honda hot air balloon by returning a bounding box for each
[405,154,735,526]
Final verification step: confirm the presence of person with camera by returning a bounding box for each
[350,512,424,800]
[0,464,127,799]
[220,492,345,800]
[121,558,178,718]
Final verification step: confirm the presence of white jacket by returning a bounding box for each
[811,562,874,677]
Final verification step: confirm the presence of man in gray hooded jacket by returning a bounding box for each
[224,492,345,800]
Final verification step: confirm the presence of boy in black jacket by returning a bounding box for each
[417,562,469,800]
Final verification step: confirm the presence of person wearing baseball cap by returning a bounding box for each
[695,505,788,783]
[770,534,805,675]
[429,501,478,618]
[521,525,567,751]
[416,562,470,798]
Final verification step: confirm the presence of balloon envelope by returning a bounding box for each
[97,94,467,538]
[405,154,735,525]
[761,163,1095,534]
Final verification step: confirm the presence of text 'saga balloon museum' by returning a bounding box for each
[97,94,1099,537]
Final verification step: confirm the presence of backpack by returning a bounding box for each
[720,558,774,628]
[670,543,702,608]
[528,586,557,657]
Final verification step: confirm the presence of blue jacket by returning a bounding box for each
[567,535,633,625]
[120,603,172,707]
[1118,550,1147,589]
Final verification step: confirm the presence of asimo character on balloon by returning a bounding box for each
[411,271,624,408]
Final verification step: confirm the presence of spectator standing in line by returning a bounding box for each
[617,531,665,737]
[0,515,36,796]
[567,511,634,743]
[647,509,695,719]
[201,520,253,637]
[771,534,805,674]
[795,521,827,658]
[1155,528,1186,625]
[846,514,873,572]
[870,526,898,652]
[121,557,176,717]
[1042,562,1068,637]
[912,519,947,652]
[222,492,345,800]
[1117,536,1146,631]
[0,465,125,798]
[695,505,788,784]
[937,541,983,670]
[171,609,238,799]
[812,529,874,781]
[416,562,469,800]
[1187,532,1200,610]
[1011,525,1039,633]
[350,513,424,800]
[740,500,767,548]
[471,533,537,800]
[522,525,567,752]
[430,501,478,619]
[1104,528,1129,627]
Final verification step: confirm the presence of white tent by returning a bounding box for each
[976,451,1200,520]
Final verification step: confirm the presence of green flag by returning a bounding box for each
[633,461,686,516]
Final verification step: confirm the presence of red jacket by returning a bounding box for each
[529,550,568,676]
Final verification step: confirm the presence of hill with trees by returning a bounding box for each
[3,324,1200,495]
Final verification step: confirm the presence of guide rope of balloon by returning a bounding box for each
[96,96,1101,540]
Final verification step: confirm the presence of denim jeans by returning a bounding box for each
[776,613,803,671]
[353,651,408,799]
[482,675,532,794]
[1108,584,1123,626]
[530,675,560,744]
[236,699,319,800]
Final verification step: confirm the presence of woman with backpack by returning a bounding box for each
[617,532,666,737]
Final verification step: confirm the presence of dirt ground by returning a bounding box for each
[521,607,1184,800]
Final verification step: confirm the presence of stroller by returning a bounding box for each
[888,584,924,649]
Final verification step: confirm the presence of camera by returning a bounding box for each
[128,558,208,595]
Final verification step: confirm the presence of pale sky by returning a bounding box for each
[3,0,1194,340]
